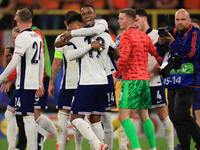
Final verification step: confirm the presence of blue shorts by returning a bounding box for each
[149,85,167,109]
[7,94,15,111]
[10,89,36,116]
[70,84,107,115]
[105,75,117,110]
[193,89,200,111]
[56,88,76,110]
[34,77,49,109]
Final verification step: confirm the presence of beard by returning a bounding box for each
[177,25,187,32]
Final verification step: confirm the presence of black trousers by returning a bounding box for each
[168,87,200,150]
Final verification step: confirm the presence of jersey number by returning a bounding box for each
[156,90,162,100]
[31,41,42,64]
[15,97,21,108]
[84,37,105,58]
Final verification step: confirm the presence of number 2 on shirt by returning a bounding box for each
[31,41,42,64]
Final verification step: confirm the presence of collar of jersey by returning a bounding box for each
[146,28,153,34]
[20,28,32,33]
[83,25,91,28]
[129,27,136,29]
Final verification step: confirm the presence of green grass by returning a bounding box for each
[0,137,196,150]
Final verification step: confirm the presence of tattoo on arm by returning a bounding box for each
[50,58,62,84]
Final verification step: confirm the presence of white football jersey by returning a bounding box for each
[94,19,117,76]
[147,29,162,86]
[14,29,44,89]
[94,19,108,31]
[68,32,115,85]
[71,19,116,76]
[55,35,79,89]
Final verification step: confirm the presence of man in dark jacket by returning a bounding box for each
[157,9,200,150]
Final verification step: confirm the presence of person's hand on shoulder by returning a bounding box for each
[54,35,68,48]
[63,30,72,42]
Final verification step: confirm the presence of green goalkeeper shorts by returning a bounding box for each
[118,80,152,109]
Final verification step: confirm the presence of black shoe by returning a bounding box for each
[38,133,46,150]
[174,143,181,150]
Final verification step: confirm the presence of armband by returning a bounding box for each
[54,51,63,59]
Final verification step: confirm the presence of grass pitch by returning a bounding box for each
[0,137,196,150]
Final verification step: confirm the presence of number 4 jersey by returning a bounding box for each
[14,28,44,90]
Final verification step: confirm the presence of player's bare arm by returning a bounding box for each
[108,47,120,60]
[48,58,62,98]
[148,63,160,82]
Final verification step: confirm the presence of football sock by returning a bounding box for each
[161,116,174,149]
[4,110,17,150]
[112,116,121,132]
[57,111,69,150]
[36,114,57,138]
[101,112,113,150]
[119,125,128,150]
[84,115,91,125]
[73,127,83,150]
[72,118,101,150]
[121,119,140,149]
[142,118,156,149]
[91,121,104,143]
[23,116,37,150]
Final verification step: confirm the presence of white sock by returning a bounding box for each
[101,112,113,150]
[4,110,17,150]
[84,116,94,150]
[73,127,83,150]
[84,115,91,126]
[57,111,69,150]
[23,116,37,150]
[119,125,128,150]
[91,121,104,143]
[161,116,174,149]
[150,148,156,150]
[36,114,57,138]
[72,118,101,150]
